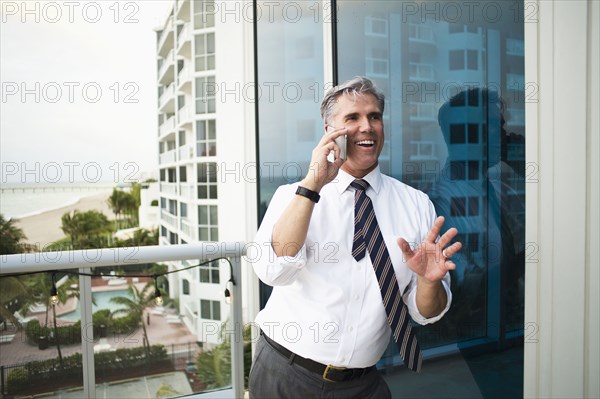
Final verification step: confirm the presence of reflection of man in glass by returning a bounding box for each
[249,77,460,398]
[430,88,525,339]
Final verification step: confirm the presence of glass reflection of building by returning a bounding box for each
[257,1,525,396]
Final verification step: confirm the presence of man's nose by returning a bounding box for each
[358,116,371,132]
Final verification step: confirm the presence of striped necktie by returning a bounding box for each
[351,179,422,372]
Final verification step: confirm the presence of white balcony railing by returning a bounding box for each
[409,63,435,81]
[181,218,196,240]
[158,49,175,81]
[409,102,437,122]
[178,144,194,161]
[160,209,178,228]
[160,182,179,196]
[159,115,176,137]
[178,103,192,126]
[179,183,195,199]
[159,83,175,111]
[183,302,199,333]
[177,62,191,89]
[0,243,245,398]
[157,17,174,53]
[159,149,177,164]
[177,23,190,49]
[409,23,435,44]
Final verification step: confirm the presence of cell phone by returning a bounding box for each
[328,125,347,161]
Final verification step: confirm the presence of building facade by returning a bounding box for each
[154,1,599,397]
[156,0,258,346]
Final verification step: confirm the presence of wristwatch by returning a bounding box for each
[295,186,320,203]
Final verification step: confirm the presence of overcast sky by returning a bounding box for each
[1,1,173,184]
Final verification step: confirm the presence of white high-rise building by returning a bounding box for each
[155,0,258,347]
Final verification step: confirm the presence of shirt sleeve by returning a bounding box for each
[249,184,308,286]
[403,198,453,325]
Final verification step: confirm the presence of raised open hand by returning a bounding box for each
[397,216,462,283]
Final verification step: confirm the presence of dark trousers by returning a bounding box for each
[248,335,392,399]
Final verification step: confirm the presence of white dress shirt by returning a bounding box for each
[251,166,452,368]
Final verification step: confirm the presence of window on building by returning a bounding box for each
[193,0,215,29]
[195,76,216,114]
[450,161,466,180]
[182,279,190,295]
[467,49,478,70]
[468,124,479,143]
[450,124,466,143]
[199,260,220,284]
[449,50,464,70]
[196,119,217,156]
[197,162,218,200]
[198,205,218,241]
[195,33,215,72]
[200,299,221,320]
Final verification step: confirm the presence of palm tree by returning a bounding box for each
[110,282,155,353]
[61,210,112,249]
[0,213,28,254]
[0,276,31,329]
[21,273,75,367]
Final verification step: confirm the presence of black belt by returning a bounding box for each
[261,331,376,382]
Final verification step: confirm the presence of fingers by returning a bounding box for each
[320,126,347,146]
[397,237,414,257]
[425,216,445,243]
[437,227,459,248]
[441,241,462,259]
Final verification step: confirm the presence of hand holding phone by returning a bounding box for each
[327,125,347,161]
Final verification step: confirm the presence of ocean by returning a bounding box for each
[0,182,114,219]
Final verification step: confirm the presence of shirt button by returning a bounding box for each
[354,294,360,301]
[348,326,354,332]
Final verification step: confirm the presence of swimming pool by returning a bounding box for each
[58,289,134,321]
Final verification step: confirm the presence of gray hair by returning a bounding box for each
[320,76,385,124]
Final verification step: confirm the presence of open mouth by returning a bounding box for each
[355,139,375,148]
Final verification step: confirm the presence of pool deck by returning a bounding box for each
[0,277,197,367]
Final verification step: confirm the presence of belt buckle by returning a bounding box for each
[323,364,347,382]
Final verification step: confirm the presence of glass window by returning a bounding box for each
[200,299,220,320]
[196,119,217,156]
[198,205,218,241]
[449,50,464,70]
[193,0,214,29]
[197,162,218,199]
[336,1,525,396]
[195,33,215,72]
[195,76,216,115]
[182,279,190,295]
[256,0,324,223]
[199,260,220,284]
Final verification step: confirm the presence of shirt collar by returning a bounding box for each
[335,165,382,195]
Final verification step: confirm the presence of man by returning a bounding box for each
[249,77,461,398]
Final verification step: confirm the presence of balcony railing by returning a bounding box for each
[409,62,435,81]
[177,103,192,126]
[0,243,245,398]
[159,83,175,112]
[159,115,176,137]
[158,49,175,82]
[160,209,178,229]
[159,149,177,164]
[181,218,197,240]
[178,144,194,161]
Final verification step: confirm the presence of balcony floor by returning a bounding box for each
[382,345,523,398]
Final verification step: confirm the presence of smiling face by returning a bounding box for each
[327,93,384,178]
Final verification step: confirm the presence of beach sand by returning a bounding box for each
[14,191,115,247]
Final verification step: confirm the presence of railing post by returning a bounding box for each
[79,268,96,399]
[230,255,244,398]
[1,365,5,397]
